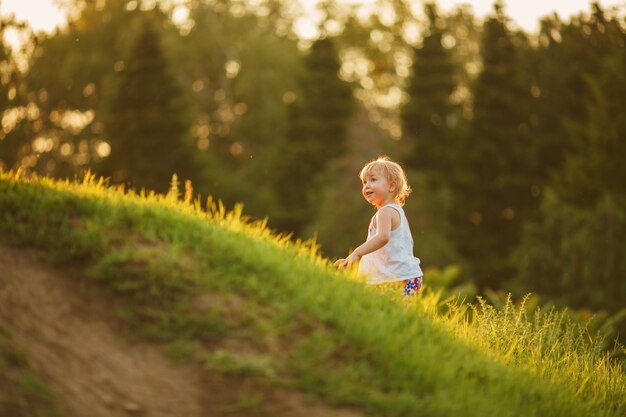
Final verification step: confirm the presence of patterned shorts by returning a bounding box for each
[376,276,423,296]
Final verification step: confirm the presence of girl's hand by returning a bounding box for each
[334,253,360,269]
[334,209,393,270]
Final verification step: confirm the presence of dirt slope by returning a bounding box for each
[0,245,360,417]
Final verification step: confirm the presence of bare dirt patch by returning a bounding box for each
[0,244,362,417]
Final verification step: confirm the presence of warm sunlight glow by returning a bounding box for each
[436,0,625,31]
[2,0,624,44]
[0,0,65,32]
[295,0,625,38]
[96,141,111,158]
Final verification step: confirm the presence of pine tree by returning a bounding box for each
[179,2,302,214]
[517,6,626,312]
[0,17,36,173]
[20,0,146,178]
[548,5,626,206]
[0,19,17,170]
[449,2,534,288]
[530,4,622,189]
[269,37,354,235]
[101,17,197,193]
[401,3,458,179]
[0,24,10,115]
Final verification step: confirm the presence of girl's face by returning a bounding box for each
[361,169,396,208]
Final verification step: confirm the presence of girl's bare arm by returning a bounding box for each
[334,207,394,268]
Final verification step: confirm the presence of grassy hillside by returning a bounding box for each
[0,170,624,417]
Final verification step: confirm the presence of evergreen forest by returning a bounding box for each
[1,0,625,342]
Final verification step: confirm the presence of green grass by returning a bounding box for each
[0,170,624,417]
[0,324,65,417]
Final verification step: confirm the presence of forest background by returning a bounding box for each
[1,0,625,341]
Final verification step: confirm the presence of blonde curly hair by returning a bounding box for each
[359,156,412,206]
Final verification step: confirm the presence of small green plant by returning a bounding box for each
[219,391,265,413]
[19,373,53,402]
[0,323,64,417]
[162,339,199,365]
[203,350,275,378]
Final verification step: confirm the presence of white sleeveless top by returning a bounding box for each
[358,203,423,284]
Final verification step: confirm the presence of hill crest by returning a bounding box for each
[0,171,624,417]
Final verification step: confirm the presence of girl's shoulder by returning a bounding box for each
[377,204,400,215]
[379,203,403,216]
[377,205,401,230]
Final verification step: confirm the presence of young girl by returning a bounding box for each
[334,156,423,296]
